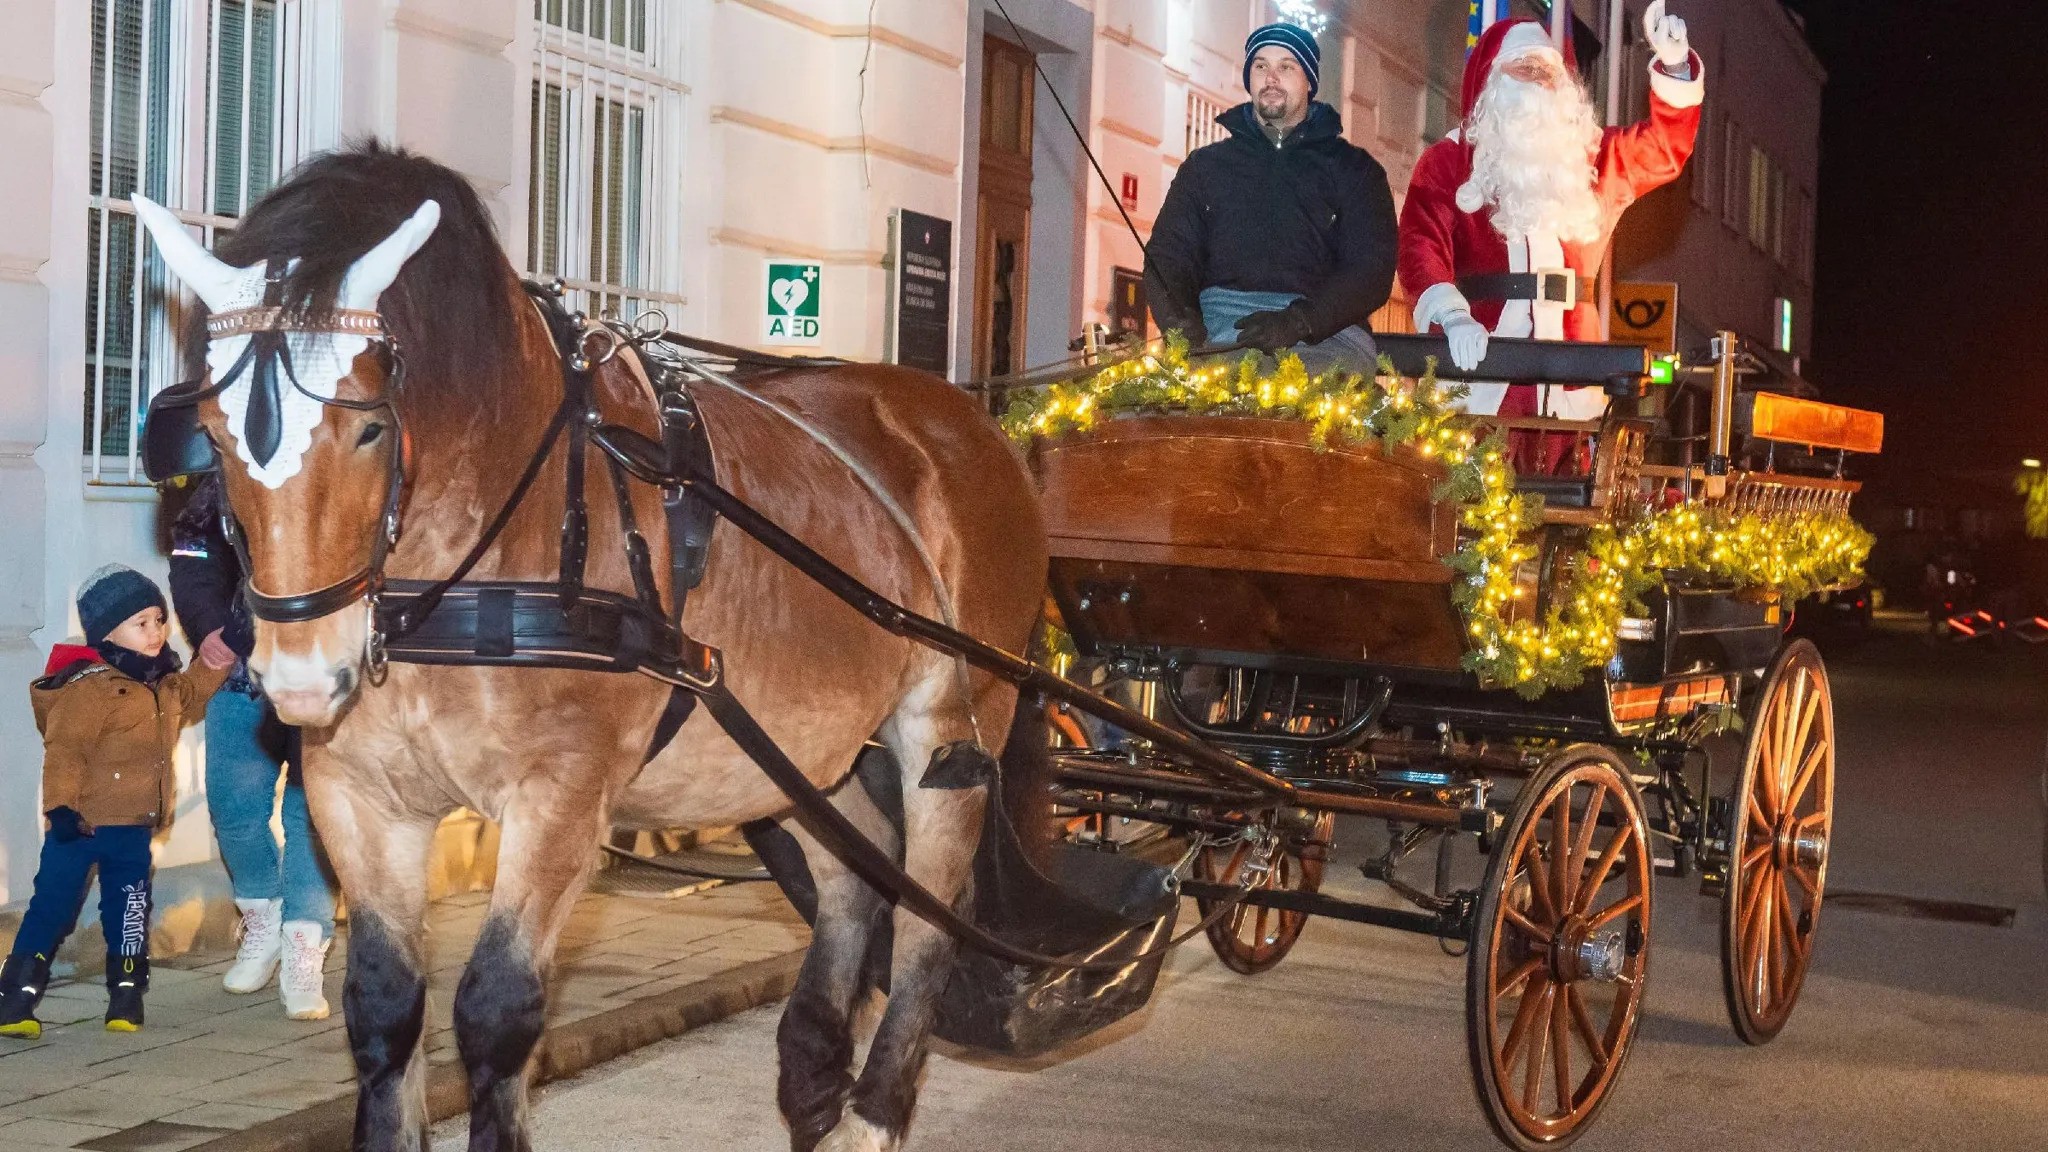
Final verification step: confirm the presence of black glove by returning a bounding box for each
[46,807,90,843]
[1234,308,1315,353]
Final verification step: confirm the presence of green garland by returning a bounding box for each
[1007,338,1873,697]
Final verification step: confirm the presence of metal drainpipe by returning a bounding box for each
[1707,330,1737,499]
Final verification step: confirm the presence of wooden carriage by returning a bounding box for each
[1026,332,1880,1151]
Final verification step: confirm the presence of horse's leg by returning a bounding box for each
[776,775,898,1152]
[820,672,997,1152]
[455,768,610,1152]
[310,775,443,1152]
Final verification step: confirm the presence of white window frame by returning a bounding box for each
[527,0,688,323]
[84,0,330,484]
[1183,87,1230,157]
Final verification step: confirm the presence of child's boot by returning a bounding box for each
[104,955,147,1032]
[0,953,50,1039]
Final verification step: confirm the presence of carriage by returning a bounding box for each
[992,330,1878,1148]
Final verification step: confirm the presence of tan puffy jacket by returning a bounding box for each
[31,653,228,829]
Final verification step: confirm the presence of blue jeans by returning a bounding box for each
[8,825,153,968]
[205,688,336,937]
[1199,287,1378,374]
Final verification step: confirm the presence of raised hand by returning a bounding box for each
[1643,1,1690,70]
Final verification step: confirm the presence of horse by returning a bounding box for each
[131,142,1051,1152]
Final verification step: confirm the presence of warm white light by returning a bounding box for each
[2025,459,2042,469]
[1273,1,1329,36]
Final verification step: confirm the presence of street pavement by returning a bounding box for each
[455,618,2048,1152]
[0,878,807,1151]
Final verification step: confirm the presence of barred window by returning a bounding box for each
[527,0,688,321]
[86,0,320,482]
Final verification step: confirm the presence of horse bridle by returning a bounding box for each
[145,276,412,631]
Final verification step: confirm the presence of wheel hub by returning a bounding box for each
[1772,819,1828,871]
[1549,915,1628,984]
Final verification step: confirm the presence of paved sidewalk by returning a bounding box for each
[0,880,808,1152]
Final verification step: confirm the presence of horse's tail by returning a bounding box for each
[996,683,1059,872]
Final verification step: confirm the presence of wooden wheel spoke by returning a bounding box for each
[1503,902,1552,947]
[1586,891,1644,930]
[1742,841,1772,871]
[1566,782,1607,913]
[1738,853,1773,928]
[1795,809,1830,833]
[1773,673,1806,808]
[1550,790,1575,913]
[1500,975,1550,1074]
[1550,986,1574,1116]
[1497,954,1545,1000]
[1784,678,1820,801]
[1575,828,1632,916]
[1521,983,1556,1115]
[1786,739,1829,817]
[1774,869,1806,953]
[1786,861,1818,898]
[1566,984,1610,1067]
[1252,903,1271,947]
[1521,846,1558,925]
[1745,790,1772,840]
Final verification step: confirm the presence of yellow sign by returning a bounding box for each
[1610,281,1677,356]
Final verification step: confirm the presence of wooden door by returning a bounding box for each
[973,34,1034,379]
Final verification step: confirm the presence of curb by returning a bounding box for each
[189,951,805,1152]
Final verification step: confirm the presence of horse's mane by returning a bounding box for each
[182,140,526,427]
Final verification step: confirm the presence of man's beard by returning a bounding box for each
[1461,72,1605,243]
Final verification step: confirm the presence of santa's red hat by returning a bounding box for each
[1454,18,1578,214]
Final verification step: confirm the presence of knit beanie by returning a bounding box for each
[1243,22,1320,99]
[77,564,166,646]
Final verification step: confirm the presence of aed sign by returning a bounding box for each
[764,260,822,344]
[1609,281,1677,356]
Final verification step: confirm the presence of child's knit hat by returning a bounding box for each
[77,564,166,646]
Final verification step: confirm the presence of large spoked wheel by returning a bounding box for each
[1721,638,1834,1045]
[1468,746,1652,1151]
[1192,812,1334,975]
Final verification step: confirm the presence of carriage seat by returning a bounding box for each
[1513,475,1595,508]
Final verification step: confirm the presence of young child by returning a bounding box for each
[0,565,229,1037]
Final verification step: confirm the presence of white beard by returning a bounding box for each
[1460,72,1605,244]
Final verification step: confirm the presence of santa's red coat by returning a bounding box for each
[1398,20,1703,343]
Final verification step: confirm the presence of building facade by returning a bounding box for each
[0,0,1818,920]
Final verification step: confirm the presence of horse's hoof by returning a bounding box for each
[816,1113,896,1152]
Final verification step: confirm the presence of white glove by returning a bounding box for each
[1643,1,1690,71]
[1441,309,1490,373]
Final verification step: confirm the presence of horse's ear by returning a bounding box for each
[340,199,443,312]
[131,194,253,313]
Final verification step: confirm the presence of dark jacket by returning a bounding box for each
[34,644,228,827]
[1143,101,1398,345]
[169,475,254,666]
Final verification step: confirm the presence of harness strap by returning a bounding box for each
[640,683,697,766]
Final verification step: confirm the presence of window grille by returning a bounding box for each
[1720,119,1742,230]
[1747,146,1770,249]
[85,0,322,482]
[1689,104,1713,211]
[527,0,688,322]
[1184,88,1228,155]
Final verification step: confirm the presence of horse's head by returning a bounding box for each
[134,194,440,725]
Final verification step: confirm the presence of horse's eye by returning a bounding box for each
[357,422,385,448]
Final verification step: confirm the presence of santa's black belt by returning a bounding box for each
[1458,272,1595,305]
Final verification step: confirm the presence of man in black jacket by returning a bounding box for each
[1143,22,1397,365]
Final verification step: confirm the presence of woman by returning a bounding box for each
[170,474,337,1020]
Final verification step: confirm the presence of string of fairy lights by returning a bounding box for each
[1005,337,1874,696]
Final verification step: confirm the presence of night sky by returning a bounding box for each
[1784,2,2048,493]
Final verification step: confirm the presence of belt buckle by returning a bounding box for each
[1537,268,1576,308]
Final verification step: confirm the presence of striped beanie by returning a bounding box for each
[1244,22,1321,99]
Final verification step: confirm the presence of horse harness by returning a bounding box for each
[147,278,730,747]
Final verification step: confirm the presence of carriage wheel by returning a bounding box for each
[1467,746,1652,1151]
[1721,639,1834,1045]
[1192,812,1334,975]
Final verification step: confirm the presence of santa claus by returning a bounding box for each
[1398,2,1702,433]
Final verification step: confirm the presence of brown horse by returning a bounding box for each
[133,143,1049,1152]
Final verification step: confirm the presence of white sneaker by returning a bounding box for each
[279,921,331,1021]
[223,898,282,994]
